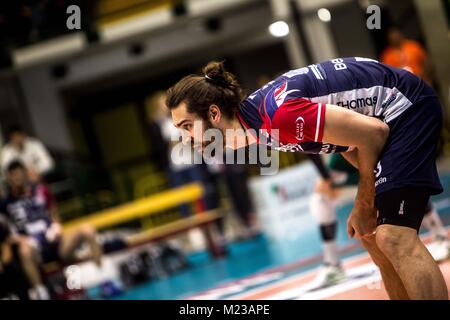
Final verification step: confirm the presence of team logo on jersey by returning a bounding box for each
[295,116,305,141]
[274,81,300,107]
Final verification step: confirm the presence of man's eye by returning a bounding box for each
[184,124,192,130]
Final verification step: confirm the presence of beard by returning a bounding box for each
[191,120,226,152]
[191,120,227,164]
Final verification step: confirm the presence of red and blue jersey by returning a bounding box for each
[237,57,432,154]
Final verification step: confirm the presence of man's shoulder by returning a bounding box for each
[24,137,42,146]
[1,143,15,154]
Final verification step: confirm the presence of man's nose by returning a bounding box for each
[182,134,192,145]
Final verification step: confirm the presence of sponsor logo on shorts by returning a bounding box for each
[374,161,386,187]
[374,162,382,178]
[375,177,387,187]
[398,200,405,215]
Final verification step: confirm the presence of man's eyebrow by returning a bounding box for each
[174,119,189,128]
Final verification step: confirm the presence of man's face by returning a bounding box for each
[10,132,25,149]
[388,29,403,47]
[171,102,224,154]
[7,167,27,189]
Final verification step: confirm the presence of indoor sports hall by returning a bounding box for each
[0,0,449,301]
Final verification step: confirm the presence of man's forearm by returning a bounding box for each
[356,170,376,208]
[342,148,359,169]
[354,142,385,209]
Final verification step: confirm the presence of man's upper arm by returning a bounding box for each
[322,104,389,149]
[33,140,54,174]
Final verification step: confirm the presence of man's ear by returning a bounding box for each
[208,104,221,124]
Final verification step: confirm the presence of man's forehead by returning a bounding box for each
[172,103,196,125]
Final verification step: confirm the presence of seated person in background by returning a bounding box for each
[0,215,42,300]
[0,161,102,290]
[1,125,54,182]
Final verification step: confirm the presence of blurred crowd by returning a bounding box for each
[0,93,260,300]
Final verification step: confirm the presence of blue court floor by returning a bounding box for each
[93,174,450,300]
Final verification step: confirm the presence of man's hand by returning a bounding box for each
[45,222,62,243]
[347,204,377,239]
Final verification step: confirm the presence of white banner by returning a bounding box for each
[249,162,319,240]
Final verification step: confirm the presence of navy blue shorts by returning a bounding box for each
[374,95,443,197]
[376,187,430,232]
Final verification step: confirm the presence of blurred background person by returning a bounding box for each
[0,160,102,298]
[1,125,54,182]
[145,91,225,254]
[144,92,171,174]
[145,91,214,216]
[380,26,432,85]
[0,215,41,300]
[222,161,259,239]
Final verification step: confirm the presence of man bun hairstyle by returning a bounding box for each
[166,60,244,120]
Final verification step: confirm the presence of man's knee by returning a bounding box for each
[375,225,417,261]
[361,236,391,269]
[18,241,37,262]
[79,224,97,240]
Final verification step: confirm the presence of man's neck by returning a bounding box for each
[223,117,258,150]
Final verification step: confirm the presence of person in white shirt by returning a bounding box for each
[1,126,54,181]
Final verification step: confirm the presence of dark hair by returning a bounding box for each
[6,124,24,138]
[6,160,26,173]
[166,61,244,120]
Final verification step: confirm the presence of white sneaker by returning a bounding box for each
[29,285,50,300]
[426,238,450,262]
[310,264,346,288]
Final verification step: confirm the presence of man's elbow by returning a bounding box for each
[379,122,390,143]
[357,120,389,153]
[373,121,390,151]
